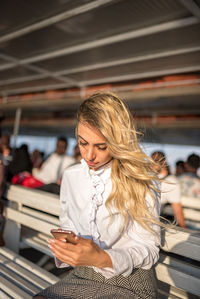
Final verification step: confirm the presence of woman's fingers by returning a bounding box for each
[47,237,104,267]
[48,239,77,264]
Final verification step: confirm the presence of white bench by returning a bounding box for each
[1,185,61,298]
[0,246,59,298]
[3,184,60,258]
[163,196,200,230]
[155,227,200,298]
[2,185,200,299]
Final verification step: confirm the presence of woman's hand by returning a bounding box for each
[48,237,113,269]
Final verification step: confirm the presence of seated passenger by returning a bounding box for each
[178,153,200,198]
[34,136,75,185]
[175,160,185,176]
[6,144,32,182]
[151,151,186,228]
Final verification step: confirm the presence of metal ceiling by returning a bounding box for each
[0,0,200,145]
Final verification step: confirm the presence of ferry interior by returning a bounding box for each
[0,0,200,146]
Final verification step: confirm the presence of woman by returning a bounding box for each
[35,92,162,299]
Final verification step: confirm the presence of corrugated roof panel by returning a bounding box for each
[0,0,92,36]
[0,66,37,81]
[0,0,191,60]
[32,23,200,73]
[66,51,200,84]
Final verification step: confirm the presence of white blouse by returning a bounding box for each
[57,159,161,279]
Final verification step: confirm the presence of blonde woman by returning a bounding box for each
[35,92,161,299]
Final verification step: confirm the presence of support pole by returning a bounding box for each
[13,108,21,150]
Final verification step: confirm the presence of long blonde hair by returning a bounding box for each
[77,91,162,234]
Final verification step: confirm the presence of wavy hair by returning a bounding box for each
[77,91,163,234]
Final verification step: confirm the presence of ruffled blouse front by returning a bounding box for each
[81,159,111,245]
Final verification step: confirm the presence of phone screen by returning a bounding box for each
[51,229,77,244]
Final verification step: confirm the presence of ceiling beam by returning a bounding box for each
[1,46,200,87]
[80,65,200,86]
[0,52,80,87]
[0,0,114,44]
[57,46,200,76]
[21,17,200,64]
[179,0,200,18]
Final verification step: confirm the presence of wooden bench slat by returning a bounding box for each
[181,196,200,210]
[4,207,59,236]
[164,205,200,222]
[6,185,60,216]
[22,206,60,225]
[0,263,41,294]
[156,262,200,296]
[0,253,51,289]
[0,247,59,284]
[0,275,34,299]
[161,228,200,262]
[0,290,11,299]
[22,234,53,256]
[160,253,200,278]
[158,287,186,299]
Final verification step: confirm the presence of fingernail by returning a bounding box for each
[49,238,55,243]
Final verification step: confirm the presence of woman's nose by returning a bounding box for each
[86,147,95,161]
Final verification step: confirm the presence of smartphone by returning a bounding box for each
[51,228,77,245]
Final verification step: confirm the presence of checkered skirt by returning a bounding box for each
[36,266,157,298]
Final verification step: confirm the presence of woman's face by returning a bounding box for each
[77,122,112,170]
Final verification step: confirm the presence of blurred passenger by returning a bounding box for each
[31,149,43,169]
[0,134,10,153]
[151,151,186,228]
[0,158,6,246]
[34,136,75,185]
[73,144,82,163]
[0,134,13,166]
[175,160,185,176]
[0,159,6,198]
[6,144,32,182]
[178,153,200,198]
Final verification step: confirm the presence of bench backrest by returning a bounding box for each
[156,227,200,297]
[163,195,200,230]
[3,185,60,252]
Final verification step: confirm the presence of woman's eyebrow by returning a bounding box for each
[78,135,87,143]
[78,135,106,146]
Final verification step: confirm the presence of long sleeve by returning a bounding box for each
[93,196,160,278]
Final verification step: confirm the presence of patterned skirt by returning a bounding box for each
[35,266,157,299]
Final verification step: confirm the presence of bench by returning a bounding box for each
[3,184,60,258]
[2,185,200,298]
[163,196,200,230]
[156,227,200,298]
[1,184,60,297]
[0,246,59,298]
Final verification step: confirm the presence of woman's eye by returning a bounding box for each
[79,141,87,147]
[98,146,107,151]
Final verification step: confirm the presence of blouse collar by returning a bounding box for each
[81,158,112,180]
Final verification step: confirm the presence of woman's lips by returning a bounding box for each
[87,161,98,167]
